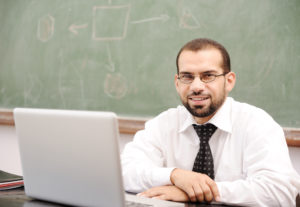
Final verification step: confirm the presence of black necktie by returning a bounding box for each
[192,123,217,179]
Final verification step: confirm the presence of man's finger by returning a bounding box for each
[207,179,220,201]
[138,190,159,198]
[152,195,167,200]
[200,183,213,202]
[192,184,204,202]
[185,187,197,202]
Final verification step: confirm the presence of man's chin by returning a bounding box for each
[189,106,210,118]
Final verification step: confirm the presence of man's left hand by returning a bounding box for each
[137,185,189,202]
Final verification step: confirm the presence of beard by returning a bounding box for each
[181,89,226,118]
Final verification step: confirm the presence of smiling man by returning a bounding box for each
[121,38,300,206]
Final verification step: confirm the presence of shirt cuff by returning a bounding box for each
[215,182,224,200]
[151,167,176,187]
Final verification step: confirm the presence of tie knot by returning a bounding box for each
[193,123,217,142]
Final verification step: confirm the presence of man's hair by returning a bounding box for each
[176,38,231,74]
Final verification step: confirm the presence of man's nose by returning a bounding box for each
[190,76,205,92]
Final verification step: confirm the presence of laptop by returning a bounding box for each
[14,108,184,207]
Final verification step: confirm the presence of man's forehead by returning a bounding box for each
[179,48,222,59]
[178,49,223,69]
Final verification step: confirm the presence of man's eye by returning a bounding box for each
[182,74,194,79]
[202,74,214,79]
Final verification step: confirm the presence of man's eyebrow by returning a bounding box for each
[202,69,219,74]
[179,69,220,74]
[179,71,192,74]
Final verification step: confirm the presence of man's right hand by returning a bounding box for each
[170,168,220,202]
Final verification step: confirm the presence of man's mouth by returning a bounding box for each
[188,94,210,107]
[189,96,209,101]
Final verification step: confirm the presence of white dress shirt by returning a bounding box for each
[121,97,300,206]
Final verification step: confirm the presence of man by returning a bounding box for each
[121,38,300,206]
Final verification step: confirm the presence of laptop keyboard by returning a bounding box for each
[125,201,153,207]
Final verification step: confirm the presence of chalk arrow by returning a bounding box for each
[68,23,88,35]
[130,14,169,24]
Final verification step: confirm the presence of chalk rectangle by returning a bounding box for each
[92,5,130,41]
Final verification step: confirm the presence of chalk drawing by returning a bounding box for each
[106,44,115,72]
[104,73,128,99]
[23,75,42,105]
[252,57,275,89]
[57,49,67,108]
[179,8,201,29]
[58,59,87,101]
[37,14,55,42]
[0,88,10,106]
[130,14,169,24]
[92,5,131,41]
[68,23,88,35]
[75,65,87,109]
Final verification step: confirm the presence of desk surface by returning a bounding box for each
[0,187,235,207]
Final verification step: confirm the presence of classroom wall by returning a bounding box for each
[1,125,300,176]
[1,0,300,128]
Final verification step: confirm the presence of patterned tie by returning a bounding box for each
[192,123,217,179]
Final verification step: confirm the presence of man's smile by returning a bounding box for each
[188,95,210,105]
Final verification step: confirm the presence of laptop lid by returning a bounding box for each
[14,108,125,207]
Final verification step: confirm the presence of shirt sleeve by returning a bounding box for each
[216,118,300,206]
[121,119,175,193]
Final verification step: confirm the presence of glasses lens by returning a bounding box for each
[179,74,194,83]
[201,74,215,83]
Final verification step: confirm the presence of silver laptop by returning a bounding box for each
[14,108,184,207]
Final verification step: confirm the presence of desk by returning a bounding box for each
[0,188,238,207]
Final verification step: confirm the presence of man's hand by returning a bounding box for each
[170,168,220,202]
[137,185,189,202]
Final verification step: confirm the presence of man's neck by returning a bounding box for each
[193,114,215,125]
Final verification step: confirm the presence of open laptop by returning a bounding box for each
[14,108,184,207]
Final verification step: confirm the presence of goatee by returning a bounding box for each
[182,91,226,118]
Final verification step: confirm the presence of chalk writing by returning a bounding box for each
[131,14,169,24]
[106,44,115,72]
[92,5,131,41]
[37,14,55,42]
[179,8,201,29]
[104,73,128,99]
[68,23,88,35]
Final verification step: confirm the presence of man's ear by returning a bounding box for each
[225,72,236,93]
[174,74,180,93]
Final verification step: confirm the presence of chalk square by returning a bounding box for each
[92,5,131,41]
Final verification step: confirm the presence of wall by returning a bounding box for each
[1,0,300,127]
[1,125,300,176]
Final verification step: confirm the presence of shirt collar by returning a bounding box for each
[179,97,233,134]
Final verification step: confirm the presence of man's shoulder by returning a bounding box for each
[157,105,187,118]
[231,98,271,117]
[145,105,187,128]
[230,98,280,127]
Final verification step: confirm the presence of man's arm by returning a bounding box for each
[215,124,300,206]
[138,168,220,203]
[121,128,174,192]
[170,168,220,202]
[138,185,190,202]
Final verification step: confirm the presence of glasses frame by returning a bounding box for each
[177,72,228,84]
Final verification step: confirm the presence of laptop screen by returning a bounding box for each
[14,108,125,207]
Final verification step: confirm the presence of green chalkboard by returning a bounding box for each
[0,0,300,127]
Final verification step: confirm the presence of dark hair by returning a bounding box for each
[176,38,231,74]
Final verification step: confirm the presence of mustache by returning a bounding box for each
[187,91,210,97]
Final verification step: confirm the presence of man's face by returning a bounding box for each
[175,48,235,124]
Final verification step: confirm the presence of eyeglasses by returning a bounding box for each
[177,72,228,84]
